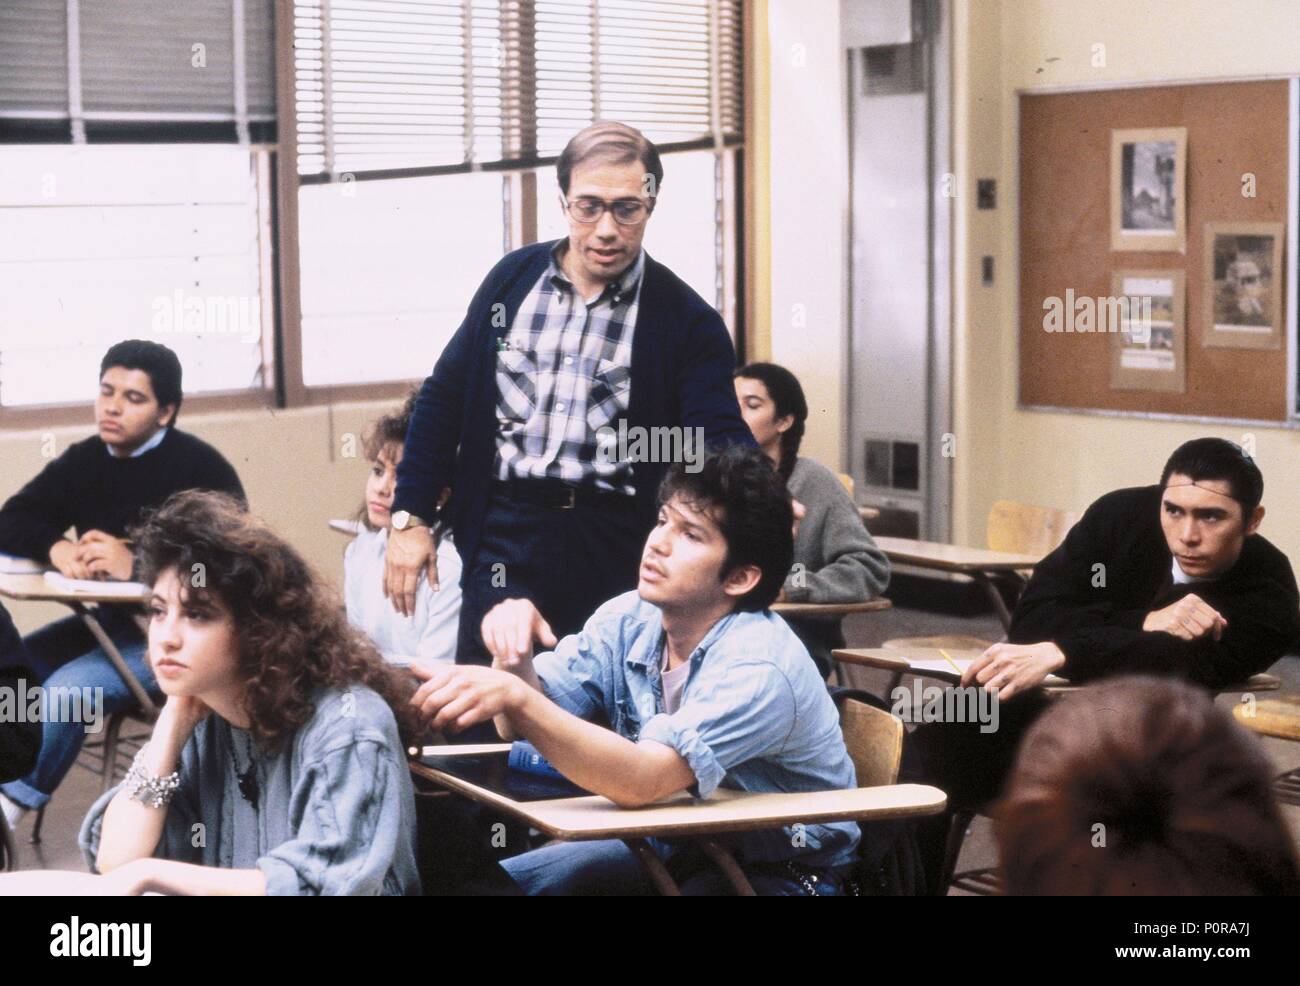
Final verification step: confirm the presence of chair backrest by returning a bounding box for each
[986,499,1079,556]
[839,697,903,787]
[836,472,855,497]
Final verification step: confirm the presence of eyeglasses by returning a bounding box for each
[563,195,652,226]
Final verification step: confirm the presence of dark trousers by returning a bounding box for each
[454,487,647,666]
[905,689,1052,893]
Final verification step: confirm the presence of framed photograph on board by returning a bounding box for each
[1203,221,1285,349]
[1109,269,1185,392]
[1111,127,1187,252]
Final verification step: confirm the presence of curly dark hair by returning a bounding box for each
[657,444,793,612]
[133,490,421,750]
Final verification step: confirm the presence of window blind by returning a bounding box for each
[294,0,742,182]
[0,0,275,140]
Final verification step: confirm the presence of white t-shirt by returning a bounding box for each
[344,526,462,666]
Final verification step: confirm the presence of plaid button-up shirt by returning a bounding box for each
[493,243,645,493]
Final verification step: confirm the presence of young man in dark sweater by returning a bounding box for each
[0,340,245,830]
[909,437,1299,892]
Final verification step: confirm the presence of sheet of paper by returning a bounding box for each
[0,554,45,574]
[42,571,150,597]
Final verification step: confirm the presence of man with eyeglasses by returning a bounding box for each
[385,121,755,681]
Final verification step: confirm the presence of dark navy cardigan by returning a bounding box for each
[393,240,755,572]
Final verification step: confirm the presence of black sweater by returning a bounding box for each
[1009,485,1300,689]
[0,428,245,564]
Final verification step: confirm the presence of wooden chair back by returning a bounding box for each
[839,697,903,787]
[986,499,1079,556]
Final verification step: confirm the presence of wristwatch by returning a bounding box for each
[390,510,431,531]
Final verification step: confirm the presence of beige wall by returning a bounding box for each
[948,0,1300,561]
[0,401,394,634]
[765,0,848,469]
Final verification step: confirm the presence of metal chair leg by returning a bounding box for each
[697,839,757,896]
[623,838,682,896]
[937,808,976,895]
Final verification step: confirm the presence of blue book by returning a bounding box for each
[507,739,568,781]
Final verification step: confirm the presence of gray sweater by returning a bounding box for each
[80,686,421,896]
[783,457,891,675]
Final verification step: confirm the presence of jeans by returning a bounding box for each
[499,838,852,896]
[0,609,158,810]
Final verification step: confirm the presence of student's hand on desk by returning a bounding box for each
[409,663,525,732]
[481,598,557,667]
[384,524,437,618]
[49,539,92,580]
[1142,593,1227,642]
[78,530,134,581]
[963,641,1066,701]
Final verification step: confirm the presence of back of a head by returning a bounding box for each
[101,339,184,420]
[657,444,794,612]
[1159,437,1263,515]
[996,676,1300,895]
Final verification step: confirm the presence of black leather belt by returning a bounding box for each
[492,478,631,510]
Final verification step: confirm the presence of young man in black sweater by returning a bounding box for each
[909,438,1299,892]
[0,340,245,830]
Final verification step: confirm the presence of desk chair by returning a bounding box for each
[1233,691,1300,807]
[883,499,1079,654]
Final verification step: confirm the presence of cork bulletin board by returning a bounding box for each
[1018,80,1291,421]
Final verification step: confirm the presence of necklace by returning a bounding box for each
[230,730,259,808]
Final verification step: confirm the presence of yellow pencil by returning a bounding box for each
[938,648,964,675]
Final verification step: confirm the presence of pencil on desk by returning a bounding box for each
[938,648,964,675]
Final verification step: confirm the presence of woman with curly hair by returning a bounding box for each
[346,392,462,665]
[77,490,422,895]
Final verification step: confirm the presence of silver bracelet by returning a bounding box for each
[124,745,181,808]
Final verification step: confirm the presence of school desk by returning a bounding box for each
[872,536,1042,629]
[410,744,946,896]
[0,573,156,715]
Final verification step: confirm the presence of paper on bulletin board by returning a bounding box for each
[1109,269,1186,393]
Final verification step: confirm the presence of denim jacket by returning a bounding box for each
[533,591,861,868]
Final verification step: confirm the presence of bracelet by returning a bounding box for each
[124,745,181,808]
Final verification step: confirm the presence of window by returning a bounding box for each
[298,170,504,386]
[0,144,272,409]
[290,0,744,391]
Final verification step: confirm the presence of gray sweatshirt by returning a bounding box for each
[782,456,891,675]
[79,686,420,896]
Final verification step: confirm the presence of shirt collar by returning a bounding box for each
[625,606,739,671]
[548,240,645,306]
[1171,556,1214,585]
[105,426,168,459]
